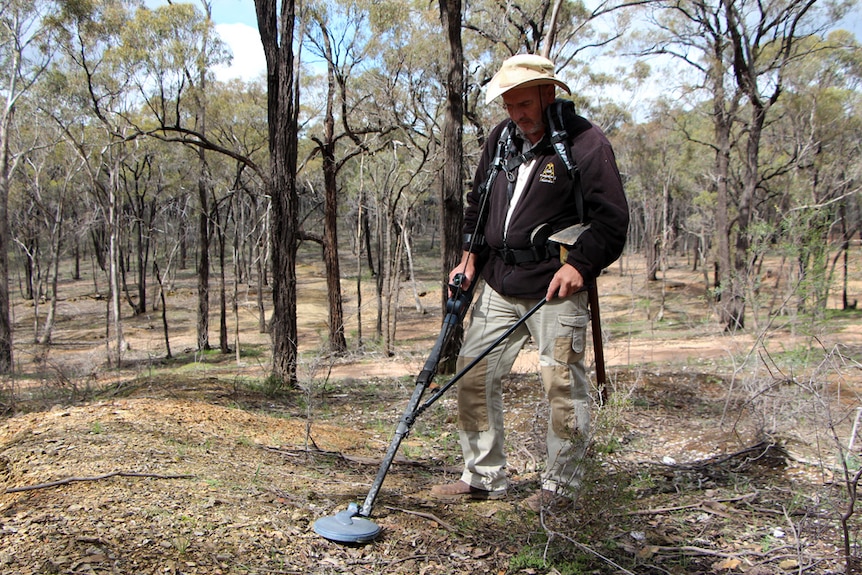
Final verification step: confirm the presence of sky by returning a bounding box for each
[207,1,265,82]
[169,1,861,86]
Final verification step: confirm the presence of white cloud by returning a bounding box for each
[214,22,266,82]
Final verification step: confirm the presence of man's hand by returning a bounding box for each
[546,263,584,300]
[449,252,476,296]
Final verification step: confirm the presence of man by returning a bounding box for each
[430,54,629,512]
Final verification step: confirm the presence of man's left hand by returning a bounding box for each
[546,263,584,300]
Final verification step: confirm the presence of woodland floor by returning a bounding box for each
[2,248,862,574]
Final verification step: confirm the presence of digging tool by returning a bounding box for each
[313,278,547,544]
[547,224,608,401]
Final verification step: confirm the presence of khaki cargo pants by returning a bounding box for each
[456,285,591,496]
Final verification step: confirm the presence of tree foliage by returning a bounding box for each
[0,0,858,383]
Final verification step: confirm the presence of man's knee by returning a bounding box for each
[541,364,582,438]
[456,356,489,432]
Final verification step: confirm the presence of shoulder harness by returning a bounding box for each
[466,100,588,260]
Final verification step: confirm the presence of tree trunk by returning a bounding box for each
[256,0,300,386]
[438,0,465,374]
[355,158,365,347]
[257,231,266,333]
[233,199,241,364]
[215,200,229,354]
[108,170,125,367]
[383,220,404,357]
[38,205,64,344]
[0,108,13,372]
[710,40,744,331]
[153,260,172,359]
[320,45,347,354]
[196,157,211,349]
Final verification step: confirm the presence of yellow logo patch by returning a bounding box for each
[539,162,556,184]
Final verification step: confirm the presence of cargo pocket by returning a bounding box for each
[546,313,589,438]
[556,313,589,358]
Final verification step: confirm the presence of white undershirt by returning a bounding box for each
[503,142,537,239]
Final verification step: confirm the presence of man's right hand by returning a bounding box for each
[448,252,476,296]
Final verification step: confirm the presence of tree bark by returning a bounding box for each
[0,110,12,372]
[319,31,347,354]
[438,0,465,374]
[196,135,211,349]
[256,0,300,386]
[215,199,229,353]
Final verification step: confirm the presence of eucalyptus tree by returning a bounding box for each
[0,0,59,371]
[303,0,375,355]
[438,0,466,372]
[46,0,146,366]
[758,31,862,320]
[255,0,302,385]
[636,0,858,330]
[348,1,447,354]
[116,1,232,351]
[11,111,82,344]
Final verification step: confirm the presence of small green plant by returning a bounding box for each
[509,542,593,575]
[172,535,190,555]
[509,548,546,571]
[630,470,656,491]
[89,421,104,434]
[593,436,622,454]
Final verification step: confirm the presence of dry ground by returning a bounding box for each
[2,248,862,574]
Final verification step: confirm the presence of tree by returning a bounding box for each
[438,0,465,372]
[0,0,57,371]
[638,0,856,330]
[46,0,146,366]
[116,0,230,350]
[304,1,372,355]
[255,0,301,385]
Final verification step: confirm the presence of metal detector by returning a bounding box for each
[313,279,546,544]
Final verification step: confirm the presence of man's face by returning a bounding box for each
[501,84,554,144]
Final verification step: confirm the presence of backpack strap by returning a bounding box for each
[473,101,590,254]
[466,122,514,253]
[547,101,584,222]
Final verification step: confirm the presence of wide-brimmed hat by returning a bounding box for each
[485,54,571,104]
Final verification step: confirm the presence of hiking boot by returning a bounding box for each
[430,480,506,501]
[522,489,573,513]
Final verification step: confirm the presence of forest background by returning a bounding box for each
[2,0,862,574]
[0,0,859,379]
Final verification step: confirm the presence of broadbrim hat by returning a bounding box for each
[485,54,571,104]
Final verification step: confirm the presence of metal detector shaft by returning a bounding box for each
[357,281,471,518]
[417,297,547,415]
[357,296,546,518]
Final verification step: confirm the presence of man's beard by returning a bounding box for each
[513,120,547,145]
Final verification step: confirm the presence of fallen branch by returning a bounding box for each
[384,505,461,534]
[264,445,461,473]
[5,471,194,493]
[628,493,757,516]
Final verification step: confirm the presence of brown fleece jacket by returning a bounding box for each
[463,100,629,299]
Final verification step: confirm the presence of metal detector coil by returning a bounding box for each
[313,503,381,544]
